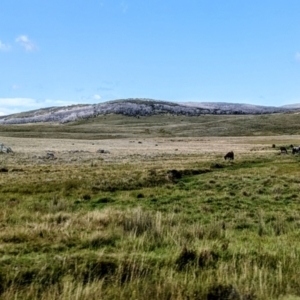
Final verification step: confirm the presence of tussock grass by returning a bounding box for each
[1,136,300,298]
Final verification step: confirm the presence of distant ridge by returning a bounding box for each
[182,102,284,114]
[0,98,298,125]
[280,103,300,109]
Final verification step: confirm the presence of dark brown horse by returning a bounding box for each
[224,151,234,160]
[280,147,288,154]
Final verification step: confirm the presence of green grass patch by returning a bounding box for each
[1,151,300,298]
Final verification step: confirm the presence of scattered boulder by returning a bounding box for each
[0,143,13,154]
[96,149,110,154]
[46,152,56,159]
[34,152,57,160]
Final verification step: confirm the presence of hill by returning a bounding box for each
[0,110,300,139]
[0,98,298,125]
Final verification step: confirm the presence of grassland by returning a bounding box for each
[0,112,300,139]
[0,113,300,299]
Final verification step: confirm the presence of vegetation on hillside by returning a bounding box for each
[0,112,300,139]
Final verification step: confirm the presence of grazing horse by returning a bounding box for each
[224,151,234,160]
[292,146,300,154]
[280,147,288,154]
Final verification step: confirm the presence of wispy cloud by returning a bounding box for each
[93,94,101,100]
[0,98,77,116]
[120,1,128,13]
[79,94,102,102]
[0,98,37,107]
[0,40,11,51]
[11,84,21,90]
[15,35,37,52]
[0,98,38,116]
[295,52,300,62]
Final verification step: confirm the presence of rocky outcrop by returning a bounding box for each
[96,149,110,154]
[182,102,287,114]
[0,143,13,153]
[0,99,212,124]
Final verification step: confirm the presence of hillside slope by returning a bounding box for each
[0,98,297,125]
[1,111,300,139]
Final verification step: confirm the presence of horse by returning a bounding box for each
[280,147,288,154]
[292,146,300,154]
[224,151,234,160]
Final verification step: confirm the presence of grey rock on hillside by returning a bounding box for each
[0,98,298,125]
[0,143,13,153]
[182,102,288,114]
[0,99,211,124]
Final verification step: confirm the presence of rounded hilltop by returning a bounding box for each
[0,98,298,125]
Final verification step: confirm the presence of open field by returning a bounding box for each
[0,112,300,139]
[0,134,299,162]
[1,114,300,299]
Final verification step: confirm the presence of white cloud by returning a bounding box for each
[93,94,101,100]
[0,98,37,107]
[0,98,38,116]
[15,35,37,51]
[295,52,300,62]
[0,40,11,51]
[0,98,79,116]
[0,97,104,116]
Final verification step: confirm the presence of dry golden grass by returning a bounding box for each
[0,135,298,165]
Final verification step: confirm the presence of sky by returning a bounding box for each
[1,0,300,115]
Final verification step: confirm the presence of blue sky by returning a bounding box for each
[1,0,300,115]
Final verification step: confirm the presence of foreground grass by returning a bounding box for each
[0,151,300,299]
